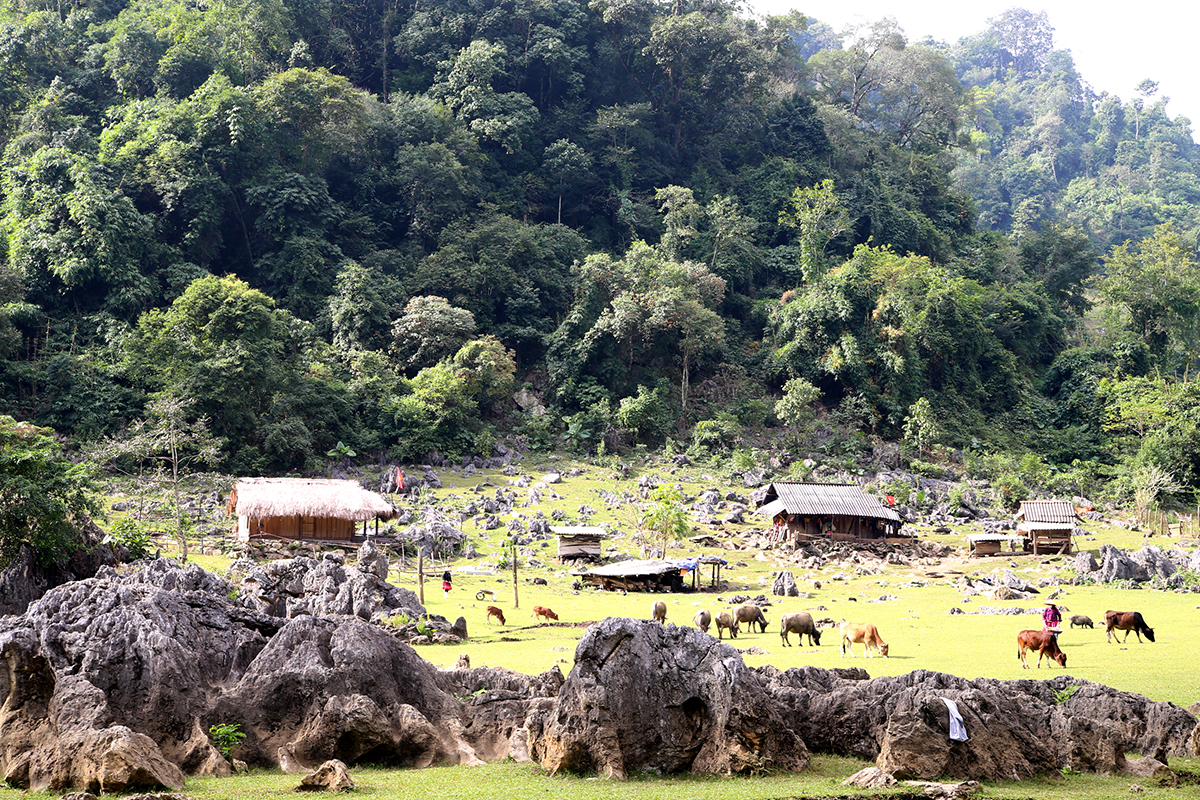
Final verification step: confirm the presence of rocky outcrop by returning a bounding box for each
[759,666,1197,780]
[772,570,800,597]
[2,559,1195,788]
[0,518,125,616]
[231,552,425,623]
[531,618,810,778]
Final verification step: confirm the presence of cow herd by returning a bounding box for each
[479,596,1157,674]
[1017,609,1156,670]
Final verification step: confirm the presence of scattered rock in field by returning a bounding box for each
[297,759,355,792]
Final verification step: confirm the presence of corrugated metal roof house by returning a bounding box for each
[1016,499,1079,554]
[755,482,904,543]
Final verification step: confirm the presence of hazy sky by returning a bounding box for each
[749,1,1200,139]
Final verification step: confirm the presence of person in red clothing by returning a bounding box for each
[442,570,452,597]
[1043,601,1062,631]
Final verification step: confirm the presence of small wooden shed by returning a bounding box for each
[552,526,606,561]
[755,482,904,543]
[227,477,399,542]
[1016,500,1080,555]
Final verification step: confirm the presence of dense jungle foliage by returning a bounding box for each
[2,1,1200,508]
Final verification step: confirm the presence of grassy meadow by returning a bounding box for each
[9,455,1198,799]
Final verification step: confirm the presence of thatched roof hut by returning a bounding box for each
[227,477,399,542]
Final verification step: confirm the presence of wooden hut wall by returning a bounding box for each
[783,514,891,540]
[251,515,354,540]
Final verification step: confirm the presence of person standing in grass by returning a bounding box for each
[1043,601,1062,631]
[442,569,453,597]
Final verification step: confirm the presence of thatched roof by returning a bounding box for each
[227,478,399,522]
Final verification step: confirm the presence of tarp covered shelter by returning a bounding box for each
[228,477,399,542]
[1016,500,1079,554]
[577,559,685,592]
[756,482,904,543]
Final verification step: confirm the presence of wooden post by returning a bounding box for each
[512,542,519,609]
[418,553,424,605]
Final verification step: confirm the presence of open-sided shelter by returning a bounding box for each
[228,477,399,542]
[1016,500,1080,554]
[756,482,904,543]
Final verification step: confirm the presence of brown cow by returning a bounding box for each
[1105,610,1155,643]
[693,609,712,633]
[780,612,821,647]
[1017,629,1067,668]
[651,600,667,624]
[532,605,558,623]
[839,621,889,658]
[735,603,769,633]
[486,606,506,625]
[715,611,739,639]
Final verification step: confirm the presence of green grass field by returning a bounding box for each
[23,457,1197,799]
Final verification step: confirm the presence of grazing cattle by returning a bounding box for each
[839,621,889,658]
[735,604,769,634]
[715,611,739,639]
[1017,629,1067,668]
[651,600,667,624]
[486,606,506,625]
[693,609,712,633]
[780,612,821,647]
[1070,614,1094,629]
[532,577,548,586]
[1105,610,1155,643]
[532,605,558,623]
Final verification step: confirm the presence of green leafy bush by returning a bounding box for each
[107,517,152,560]
[208,722,245,760]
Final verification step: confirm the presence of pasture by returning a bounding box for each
[39,456,1199,800]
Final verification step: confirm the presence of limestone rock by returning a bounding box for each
[532,617,809,778]
[772,571,800,597]
[356,539,389,580]
[23,726,184,793]
[1122,756,1171,778]
[297,759,355,792]
[842,766,896,787]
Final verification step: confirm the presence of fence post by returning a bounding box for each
[418,553,424,605]
[512,542,519,609]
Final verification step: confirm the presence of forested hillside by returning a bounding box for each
[1,1,1198,507]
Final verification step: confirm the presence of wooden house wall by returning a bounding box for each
[249,515,355,540]
[778,514,893,540]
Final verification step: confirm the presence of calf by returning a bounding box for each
[486,606,506,625]
[1105,610,1155,643]
[780,612,821,647]
[693,609,712,634]
[735,603,769,634]
[715,611,739,639]
[651,600,667,624]
[839,621,889,658]
[1017,629,1067,668]
[532,605,558,623]
[1069,614,1093,629]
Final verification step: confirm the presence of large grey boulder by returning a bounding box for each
[1129,546,1176,580]
[760,667,1197,780]
[356,539,390,580]
[1074,551,1099,575]
[772,570,800,597]
[1097,544,1150,583]
[531,617,809,778]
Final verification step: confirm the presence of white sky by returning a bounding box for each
[749,2,1200,140]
